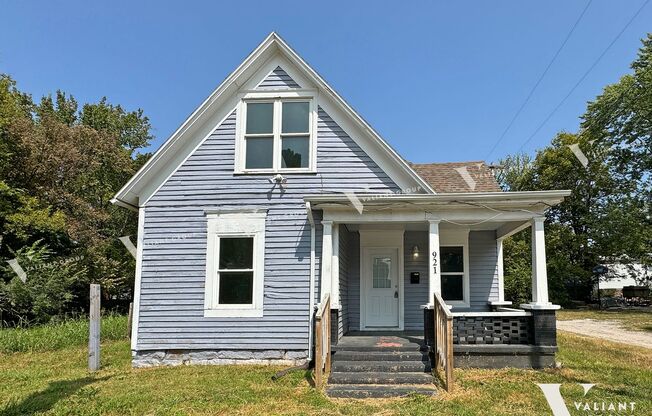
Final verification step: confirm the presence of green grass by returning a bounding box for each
[0,320,650,415]
[557,308,652,332]
[0,315,129,353]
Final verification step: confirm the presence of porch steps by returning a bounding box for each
[326,334,436,399]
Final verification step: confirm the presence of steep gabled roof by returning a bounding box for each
[410,161,502,193]
[112,32,435,210]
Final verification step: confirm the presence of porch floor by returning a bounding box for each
[335,331,426,351]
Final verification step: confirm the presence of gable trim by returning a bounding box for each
[112,32,434,208]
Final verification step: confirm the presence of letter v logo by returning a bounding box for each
[537,383,594,416]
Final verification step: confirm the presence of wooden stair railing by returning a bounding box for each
[314,293,331,388]
[433,292,454,391]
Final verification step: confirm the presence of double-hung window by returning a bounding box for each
[439,230,470,307]
[441,247,465,302]
[238,97,314,172]
[204,212,266,317]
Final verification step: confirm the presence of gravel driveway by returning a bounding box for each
[557,319,652,349]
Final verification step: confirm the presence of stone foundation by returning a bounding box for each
[132,349,309,368]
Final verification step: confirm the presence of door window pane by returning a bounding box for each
[219,272,254,304]
[441,246,464,273]
[442,275,464,301]
[282,102,309,133]
[281,136,310,168]
[245,137,273,169]
[246,103,273,134]
[219,237,253,269]
[372,257,392,288]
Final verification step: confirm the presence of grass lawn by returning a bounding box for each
[557,308,652,332]
[0,324,650,416]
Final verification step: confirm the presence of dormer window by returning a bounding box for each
[236,94,316,173]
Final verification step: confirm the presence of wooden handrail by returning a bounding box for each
[433,292,454,392]
[314,293,331,388]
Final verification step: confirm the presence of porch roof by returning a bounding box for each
[304,190,570,210]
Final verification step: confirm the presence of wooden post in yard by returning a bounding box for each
[89,284,101,372]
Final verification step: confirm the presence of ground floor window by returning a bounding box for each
[204,211,266,317]
[441,245,466,304]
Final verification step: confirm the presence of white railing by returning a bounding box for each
[433,292,454,392]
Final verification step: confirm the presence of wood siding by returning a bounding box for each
[256,66,301,89]
[138,107,399,352]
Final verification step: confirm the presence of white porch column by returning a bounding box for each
[530,216,551,306]
[496,237,505,302]
[320,220,333,299]
[428,220,441,304]
[331,223,340,308]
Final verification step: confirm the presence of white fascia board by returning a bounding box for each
[112,32,435,208]
[271,36,435,194]
[304,190,571,205]
[112,33,280,207]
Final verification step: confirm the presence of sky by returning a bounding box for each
[1,0,650,164]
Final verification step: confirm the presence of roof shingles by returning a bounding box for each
[410,161,502,193]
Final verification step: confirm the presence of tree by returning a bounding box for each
[0,74,152,324]
[498,35,652,305]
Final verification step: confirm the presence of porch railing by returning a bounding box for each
[314,293,331,388]
[433,292,454,392]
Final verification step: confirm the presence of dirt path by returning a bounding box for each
[557,319,652,349]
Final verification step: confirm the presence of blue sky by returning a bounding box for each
[1,0,650,164]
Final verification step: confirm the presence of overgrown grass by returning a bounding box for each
[0,330,650,414]
[557,308,652,332]
[0,315,128,353]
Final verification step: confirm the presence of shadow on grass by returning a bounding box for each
[0,376,110,416]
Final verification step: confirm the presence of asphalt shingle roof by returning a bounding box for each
[410,161,502,193]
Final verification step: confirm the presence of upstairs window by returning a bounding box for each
[238,97,314,173]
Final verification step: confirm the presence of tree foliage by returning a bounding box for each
[0,74,151,324]
[499,35,652,305]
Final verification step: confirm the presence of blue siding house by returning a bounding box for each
[113,33,569,394]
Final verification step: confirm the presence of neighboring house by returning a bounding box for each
[113,33,570,396]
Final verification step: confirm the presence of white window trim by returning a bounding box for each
[235,90,317,174]
[440,229,470,308]
[204,211,266,317]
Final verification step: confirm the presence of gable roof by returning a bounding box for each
[410,161,502,193]
[112,32,435,210]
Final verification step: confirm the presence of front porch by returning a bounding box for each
[308,191,567,374]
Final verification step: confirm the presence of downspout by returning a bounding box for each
[305,202,316,361]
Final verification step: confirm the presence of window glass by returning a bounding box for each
[246,103,273,134]
[442,275,464,301]
[218,272,254,304]
[372,256,392,288]
[281,136,310,168]
[245,137,273,169]
[441,246,464,273]
[219,238,253,269]
[282,102,309,133]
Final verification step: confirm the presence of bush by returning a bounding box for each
[1,240,87,325]
[0,314,128,353]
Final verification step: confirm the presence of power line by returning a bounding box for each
[516,0,650,153]
[484,0,593,161]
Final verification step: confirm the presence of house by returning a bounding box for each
[112,33,569,397]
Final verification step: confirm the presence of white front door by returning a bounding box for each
[364,248,399,328]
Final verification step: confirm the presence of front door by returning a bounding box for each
[364,248,399,328]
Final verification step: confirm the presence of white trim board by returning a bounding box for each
[112,32,434,209]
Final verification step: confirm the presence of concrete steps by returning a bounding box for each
[326,334,436,399]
